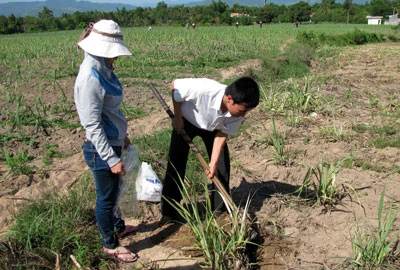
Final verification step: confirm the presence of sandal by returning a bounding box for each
[103,246,138,263]
[118,225,137,238]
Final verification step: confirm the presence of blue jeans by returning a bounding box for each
[83,141,125,249]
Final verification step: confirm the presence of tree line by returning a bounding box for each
[0,0,398,34]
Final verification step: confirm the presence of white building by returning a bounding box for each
[366,16,383,25]
[385,14,400,25]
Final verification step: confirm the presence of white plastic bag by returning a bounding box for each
[114,145,140,218]
[136,162,163,202]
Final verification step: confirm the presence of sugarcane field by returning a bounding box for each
[0,24,400,269]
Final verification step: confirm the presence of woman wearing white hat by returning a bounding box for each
[74,19,138,263]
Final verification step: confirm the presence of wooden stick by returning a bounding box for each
[70,255,82,270]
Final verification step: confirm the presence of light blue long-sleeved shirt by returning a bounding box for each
[74,53,127,168]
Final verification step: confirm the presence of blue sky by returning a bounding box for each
[0,0,149,3]
[0,0,116,2]
[0,0,177,3]
[0,0,191,6]
[0,0,42,2]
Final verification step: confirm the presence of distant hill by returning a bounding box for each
[0,0,367,17]
[181,0,295,7]
[0,0,138,17]
[186,0,367,7]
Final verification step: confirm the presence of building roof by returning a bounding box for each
[366,16,383,19]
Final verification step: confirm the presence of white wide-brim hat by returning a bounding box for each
[78,19,132,58]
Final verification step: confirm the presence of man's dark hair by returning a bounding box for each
[225,76,260,108]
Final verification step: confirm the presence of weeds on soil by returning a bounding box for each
[297,28,384,48]
[295,157,351,207]
[121,102,147,120]
[270,118,292,166]
[260,118,295,166]
[260,76,320,115]
[349,186,400,268]
[319,124,353,143]
[0,173,112,269]
[164,176,259,270]
[2,148,35,177]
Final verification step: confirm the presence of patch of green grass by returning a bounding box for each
[286,77,320,114]
[269,118,292,166]
[51,118,81,129]
[352,124,397,136]
[369,95,380,109]
[318,125,353,143]
[352,123,369,133]
[341,149,398,173]
[1,173,113,269]
[0,133,39,149]
[285,110,303,128]
[260,76,321,115]
[350,186,400,268]
[352,123,400,149]
[297,28,384,48]
[261,43,315,82]
[130,129,171,177]
[5,97,52,135]
[2,148,35,176]
[373,125,397,136]
[165,175,258,269]
[295,158,351,207]
[342,87,354,108]
[121,103,147,119]
[130,128,207,192]
[353,159,388,172]
[352,123,400,148]
[41,142,66,165]
[257,118,294,166]
[373,136,400,148]
[50,103,76,115]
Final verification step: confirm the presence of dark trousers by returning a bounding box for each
[161,118,230,218]
[83,142,126,249]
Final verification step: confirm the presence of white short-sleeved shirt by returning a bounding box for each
[173,78,243,136]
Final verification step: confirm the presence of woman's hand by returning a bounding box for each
[111,161,126,176]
